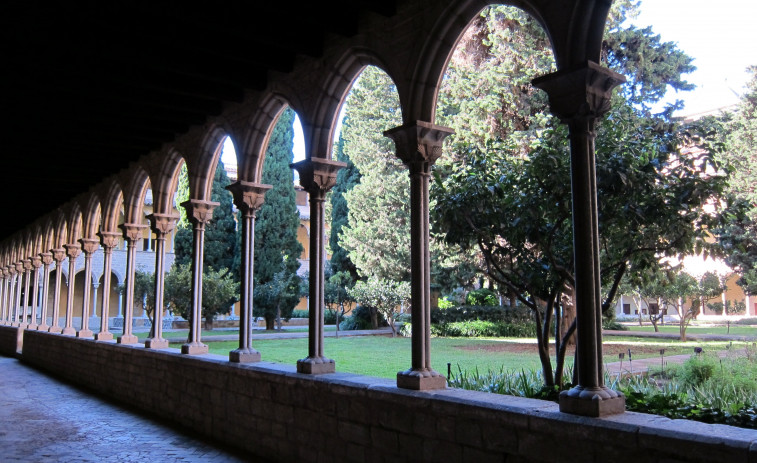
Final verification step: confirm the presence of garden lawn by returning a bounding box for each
[177,335,737,379]
[624,324,757,337]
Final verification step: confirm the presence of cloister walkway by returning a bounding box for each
[0,356,256,463]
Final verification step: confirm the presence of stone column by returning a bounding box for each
[226,181,271,363]
[0,267,8,324]
[21,260,32,328]
[291,159,345,374]
[38,253,53,331]
[49,249,66,333]
[14,262,24,326]
[118,223,147,344]
[61,244,80,336]
[92,283,98,321]
[145,213,177,349]
[96,232,119,341]
[533,61,626,417]
[181,200,218,355]
[384,121,453,390]
[28,257,41,330]
[76,239,98,338]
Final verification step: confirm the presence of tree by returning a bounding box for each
[348,277,410,337]
[432,4,724,388]
[253,108,304,330]
[119,268,155,320]
[163,263,239,330]
[324,270,356,337]
[692,272,724,318]
[717,67,757,293]
[328,132,360,280]
[339,67,409,281]
[174,160,237,276]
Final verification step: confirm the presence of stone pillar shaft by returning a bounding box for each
[227,182,271,363]
[118,224,147,344]
[145,214,177,349]
[62,245,80,336]
[0,269,8,324]
[96,232,119,341]
[181,200,217,355]
[385,121,453,390]
[29,258,41,330]
[38,254,52,331]
[49,250,66,332]
[533,61,626,417]
[14,263,23,325]
[21,260,31,327]
[77,239,98,338]
[292,159,345,374]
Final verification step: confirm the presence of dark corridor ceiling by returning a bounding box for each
[0,1,397,243]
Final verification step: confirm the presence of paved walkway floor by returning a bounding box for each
[0,357,260,462]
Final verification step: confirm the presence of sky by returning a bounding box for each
[223,0,757,167]
[632,0,757,116]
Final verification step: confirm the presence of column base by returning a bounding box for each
[397,368,447,390]
[559,387,626,417]
[77,329,93,339]
[297,357,335,374]
[181,342,209,355]
[61,326,76,336]
[11,322,19,327]
[117,334,138,344]
[145,338,169,349]
[48,326,62,333]
[28,323,38,330]
[229,348,261,363]
[95,332,114,341]
[37,323,49,331]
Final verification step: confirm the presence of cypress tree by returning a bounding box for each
[328,127,360,280]
[253,108,304,329]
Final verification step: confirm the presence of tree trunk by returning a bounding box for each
[560,285,576,346]
[204,315,213,331]
[265,315,275,330]
[370,307,378,329]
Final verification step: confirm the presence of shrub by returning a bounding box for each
[680,353,718,387]
[338,305,384,330]
[465,288,499,306]
[290,309,309,318]
[431,320,536,338]
[602,319,628,331]
[430,305,531,325]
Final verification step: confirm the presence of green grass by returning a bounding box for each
[166,335,740,379]
[624,324,757,336]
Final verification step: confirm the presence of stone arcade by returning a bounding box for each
[0,1,755,461]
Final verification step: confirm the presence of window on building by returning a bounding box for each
[622,303,631,315]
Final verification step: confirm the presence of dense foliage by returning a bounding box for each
[253,108,304,330]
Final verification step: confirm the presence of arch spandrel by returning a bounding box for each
[142,148,186,216]
[191,124,230,202]
[310,49,401,161]
[119,165,151,225]
[96,176,124,233]
[63,201,84,245]
[398,0,610,123]
[50,209,68,250]
[79,192,103,241]
[239,93,289,183]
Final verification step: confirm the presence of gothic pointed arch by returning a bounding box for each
[144,148,186,216]
[97,176,125,234]
[239,93,290,183]
[119,165,151,225]
[79,192,102,242]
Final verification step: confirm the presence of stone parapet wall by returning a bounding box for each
[0,325,22,356]
[17,330,757,462]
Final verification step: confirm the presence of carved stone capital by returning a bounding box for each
[39,252,53,266]
[63,243,81,259]
[225,181,272,214]
[384,121,454,172]
[2,267,9,277]
[79,238,100,255]
[98,231,121,249]
[15,262,24,273]
[290,158,346,195]
[181,199,219,225]
[22,259,32,271]
[532,61,625,122]
[119,223,148,242]
[30,256,42,269]
[51,248,67,263]
[147,213,179,236]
